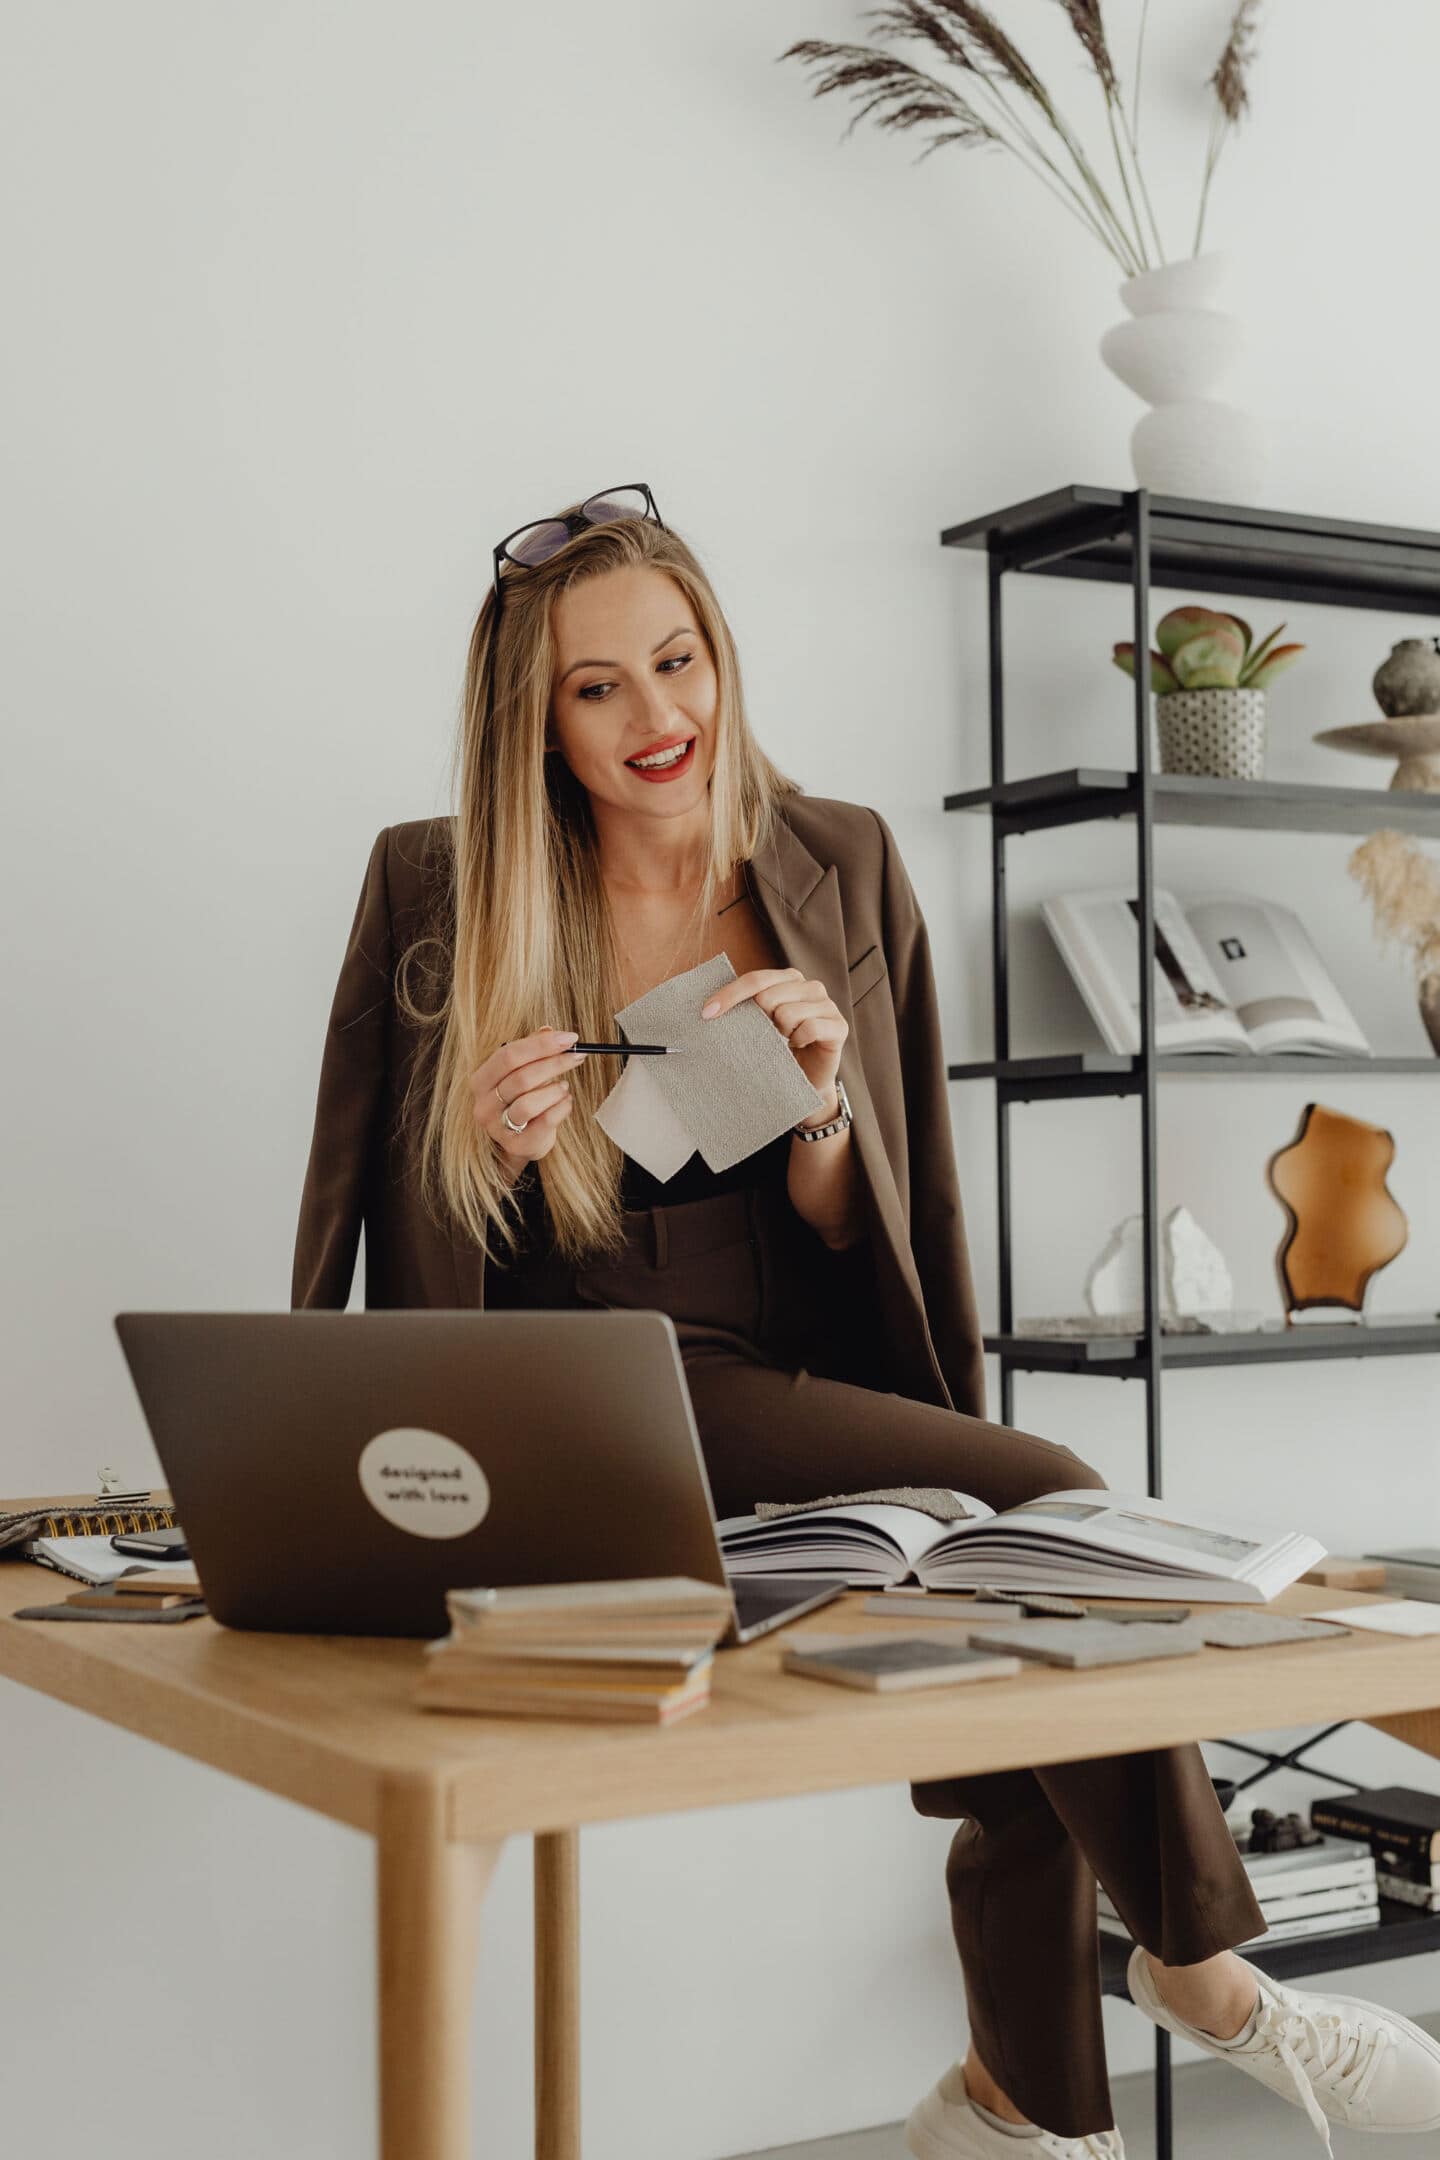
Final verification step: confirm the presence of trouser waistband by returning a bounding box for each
[611,1186,756,1270]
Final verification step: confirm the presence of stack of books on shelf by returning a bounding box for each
[1099,1820,1378,1948]
[1311,1787,1440,1913]
[415,1576,732,1725]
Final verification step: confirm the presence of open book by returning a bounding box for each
[718,1490,1323,1602]
[1042,887,1370,1057]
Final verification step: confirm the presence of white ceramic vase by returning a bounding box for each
[1099,251,1267,501]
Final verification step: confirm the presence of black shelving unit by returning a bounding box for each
[1100,1898,1440,2000]
[947,767,1440,837]
[942,484,1440,2159]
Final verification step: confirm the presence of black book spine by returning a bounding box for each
[1311,1797,1437,1864]
[1370,1841,1440,1888]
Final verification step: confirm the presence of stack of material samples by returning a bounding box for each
[1364,1547,1440,1602]
[1099,1835,1378,1948]
[415,1576,733,1725]
[1311,1787,1440,1911]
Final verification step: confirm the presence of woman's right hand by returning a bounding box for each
[471,1028,586,1165]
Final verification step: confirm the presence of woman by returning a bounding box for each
[292,486,1440,2159]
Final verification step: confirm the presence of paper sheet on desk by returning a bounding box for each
[1313,1601,1440,1636]
[595,953,824,1181]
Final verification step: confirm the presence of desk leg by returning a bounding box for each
[534,1829,581,2160]
[377,1774,502,2160]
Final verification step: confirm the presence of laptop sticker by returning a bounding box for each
[357,1429,491,1539]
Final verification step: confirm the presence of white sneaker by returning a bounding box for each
[1128,1944,1440,2152]
[905,2063,1124,2159]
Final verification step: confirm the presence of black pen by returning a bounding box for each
[568,1042,682,1056]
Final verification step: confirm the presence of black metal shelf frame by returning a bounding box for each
[945,766,1440,837]
[942,485,1440,1480]
[949,1053,1440,1099]
[941,483,1440,615]
[941,485,1440,2160]
[968,490,1171,1475]
[981,1319,1440,1375]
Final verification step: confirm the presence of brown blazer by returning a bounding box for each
[290,792,987,1419]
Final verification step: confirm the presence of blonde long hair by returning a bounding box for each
[397,504,799,1262]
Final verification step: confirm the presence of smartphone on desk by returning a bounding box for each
[110,1527,190,1561]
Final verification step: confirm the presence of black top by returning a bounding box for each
[618,1131,793,1210]
[486,1108,882,1395]
[498,1123,794,1270]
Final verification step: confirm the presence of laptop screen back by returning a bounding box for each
[113,1309,730,1637]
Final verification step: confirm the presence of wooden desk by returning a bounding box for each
[5,1552,1440,2160]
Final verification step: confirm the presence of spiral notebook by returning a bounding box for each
[23,1535,200,1590]
[0,1500,178,1553]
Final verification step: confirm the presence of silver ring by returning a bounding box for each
[500,1105,529,1136]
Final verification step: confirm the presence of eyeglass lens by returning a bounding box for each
[504,486,652,568]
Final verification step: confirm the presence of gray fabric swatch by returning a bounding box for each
[604,953,823,1178]
[594,1055,695,1183]
[756,1489,981,1524]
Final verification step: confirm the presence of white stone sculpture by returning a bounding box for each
[1085,1204,1234,1319]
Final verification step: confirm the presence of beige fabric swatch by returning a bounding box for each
[593,1055,695,1183]
[598,952,823,1180]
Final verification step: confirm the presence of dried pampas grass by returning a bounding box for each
[1349,831,1440,982]
[780,0,1268,275]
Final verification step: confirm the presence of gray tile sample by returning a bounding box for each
[968,1618,1207,1668]
[1198,1610,1352,1649]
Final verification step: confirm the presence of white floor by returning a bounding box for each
[732,2013,1440,2158]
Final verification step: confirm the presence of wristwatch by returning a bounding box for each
[792,1076,853,1143]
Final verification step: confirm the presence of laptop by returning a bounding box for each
[112,1309,846,1643]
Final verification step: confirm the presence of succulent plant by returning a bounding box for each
[1113,605,1304,696]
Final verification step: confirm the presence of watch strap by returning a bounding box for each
[793,1076,852,1143]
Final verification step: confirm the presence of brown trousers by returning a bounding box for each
[492,1180,1267,2137]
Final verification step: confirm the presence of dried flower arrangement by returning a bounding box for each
[1113,604,1304,695]
[1349,832,1440,987]
[779,1,1264,277]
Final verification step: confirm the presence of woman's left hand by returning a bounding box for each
[701,969,847,1111]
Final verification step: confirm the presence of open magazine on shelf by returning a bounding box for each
[718,1490,1324,1602]
[1041,887,1371,1057]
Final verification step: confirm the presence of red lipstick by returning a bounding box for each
[623,734,697,784]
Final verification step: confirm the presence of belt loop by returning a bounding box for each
[652,1206,669,1270]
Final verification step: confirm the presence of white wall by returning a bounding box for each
[4,3,1440,2154]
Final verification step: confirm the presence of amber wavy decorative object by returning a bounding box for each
[1266,1102,1408,1317]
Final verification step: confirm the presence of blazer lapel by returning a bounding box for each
[745,812,921,1310]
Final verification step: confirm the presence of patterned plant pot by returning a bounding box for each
[1156,686,1266,780]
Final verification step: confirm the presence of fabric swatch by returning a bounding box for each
[597,952,823,1181]
[594,1055,695,1184]
[756,1489,981,1524]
